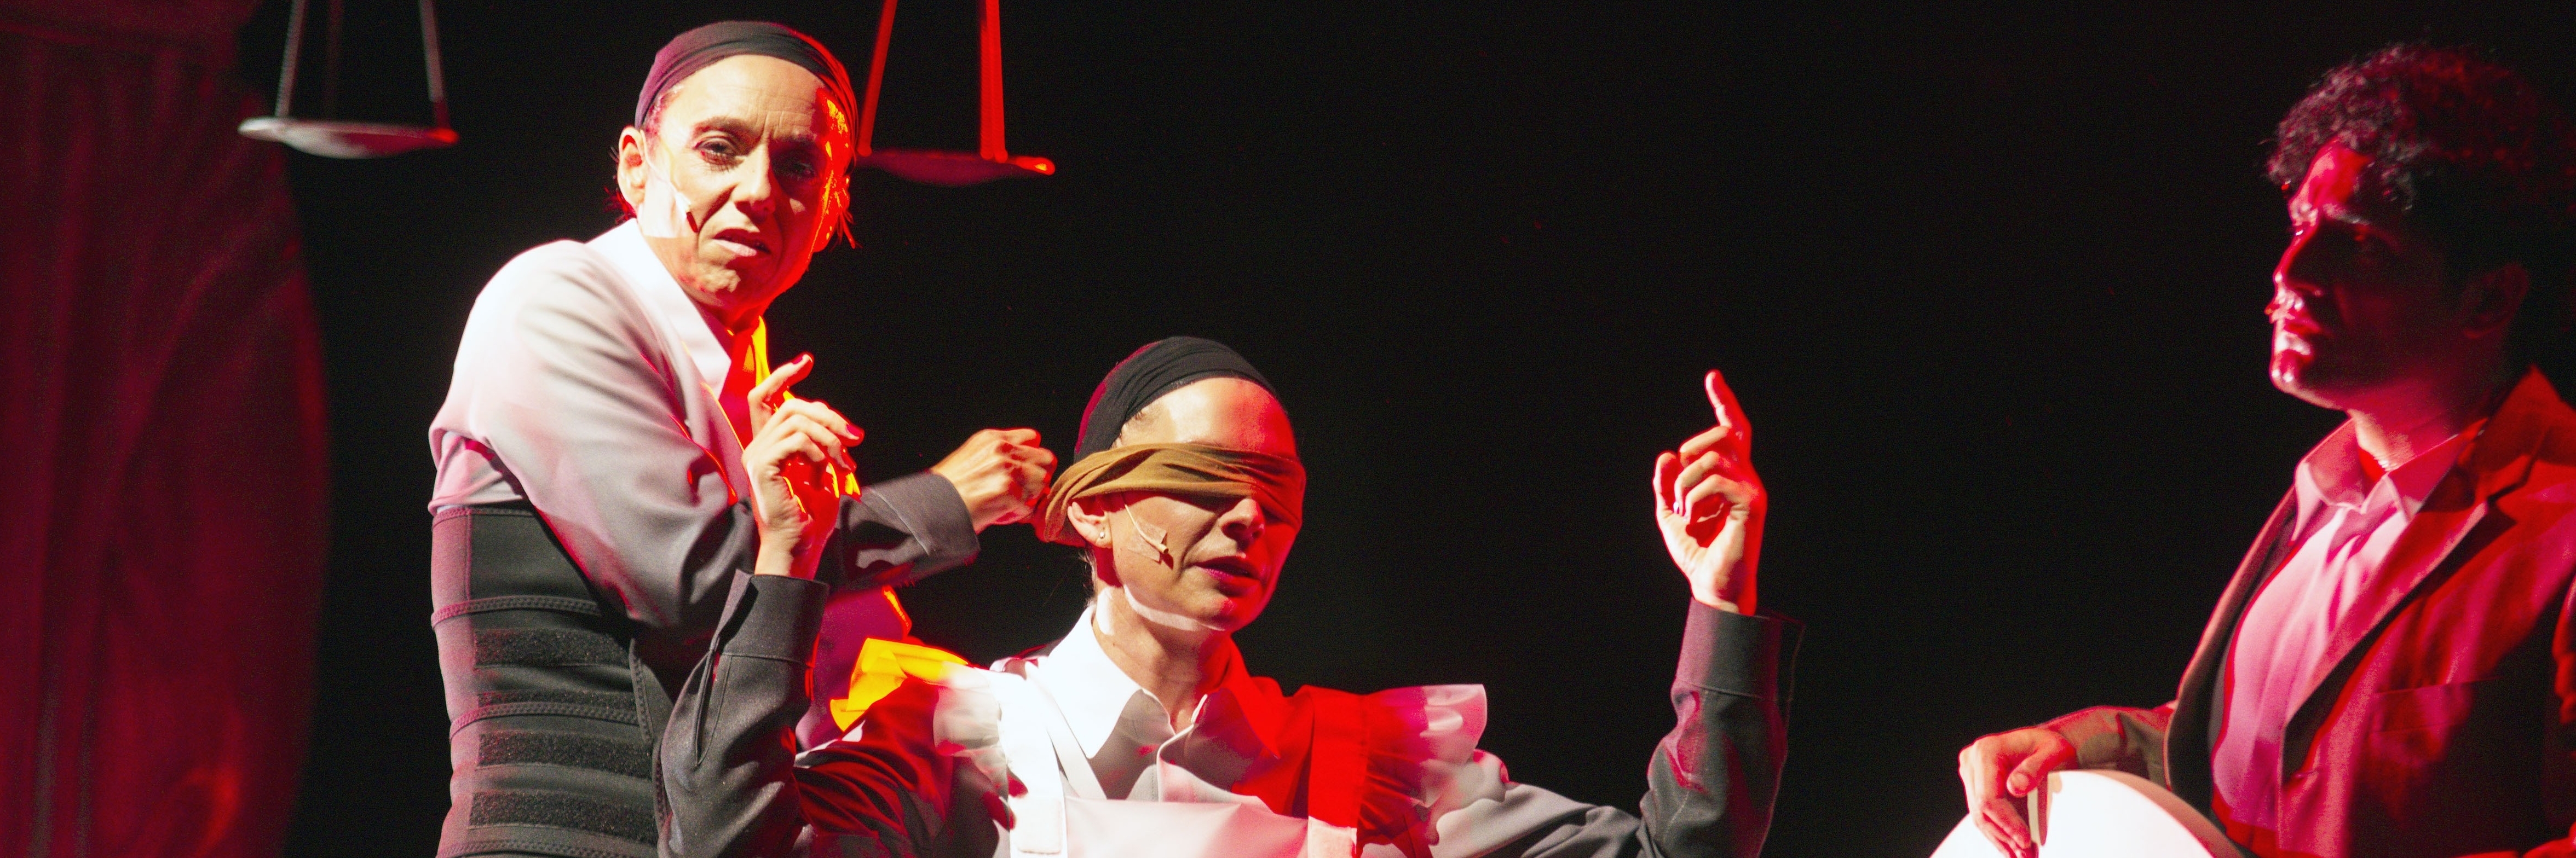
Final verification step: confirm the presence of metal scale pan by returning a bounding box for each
[852,0,1055,186]
[239,0,458,159]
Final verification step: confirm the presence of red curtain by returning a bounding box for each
[1,3,329,857]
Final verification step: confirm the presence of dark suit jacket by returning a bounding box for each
[2050,369,2576,858]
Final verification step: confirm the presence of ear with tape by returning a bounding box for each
[635,137,698,240]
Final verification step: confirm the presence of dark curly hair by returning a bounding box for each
[2267,44,2576,368]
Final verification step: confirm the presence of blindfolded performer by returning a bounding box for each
[424,22,1054,858]
[660,337,1800,857]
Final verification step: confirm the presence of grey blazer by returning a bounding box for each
[428,222,980,663]
[426,224,979,858]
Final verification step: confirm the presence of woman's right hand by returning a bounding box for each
[744,354,862,578]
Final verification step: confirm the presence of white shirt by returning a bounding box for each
[431,221,759,509]
[592,221,762,440]
[1025,605,1180,766]
[1013,604,1338,803]
[2212,421,2477,833]
[971,605,1506,857]
[426,221,759,633]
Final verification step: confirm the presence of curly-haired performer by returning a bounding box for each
[1958,45,2576,858]
[424,22,1054,858]
[670,337,1799,857]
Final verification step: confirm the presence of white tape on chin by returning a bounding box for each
[1119,585,1215,633]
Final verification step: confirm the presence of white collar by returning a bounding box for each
[1027,604,1157,758]
[590,220,742,396]
[2292,418,2479,530]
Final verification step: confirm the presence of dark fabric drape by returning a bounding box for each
[1,3,329,857]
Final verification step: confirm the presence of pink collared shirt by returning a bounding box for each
[2211,421,2479,837]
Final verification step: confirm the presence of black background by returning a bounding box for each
[232,2,2576,855]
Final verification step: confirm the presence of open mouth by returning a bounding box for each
[2269,300,2327,350]
[2275,314,2323,338]
[1196,556,1260,585]
[2267,295,2323,335]
[2276,314,2329,352]
[712,228,771,257]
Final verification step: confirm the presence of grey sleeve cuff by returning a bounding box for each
[867,472,981,567]
[828,471,983,589]
[718,572,831,662]
[1677,601,1802,705]
[861,472,978,560]
[2042,705,2174,776]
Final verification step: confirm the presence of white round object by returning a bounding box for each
[1928,770,2236,858]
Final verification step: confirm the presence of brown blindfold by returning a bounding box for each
[1034,443,1307,546]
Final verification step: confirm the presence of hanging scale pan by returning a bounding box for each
[852,0,1054,185]
[240,0,458,158]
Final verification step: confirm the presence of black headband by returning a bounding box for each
[633,21,857,132]
[1074,337,1278,460]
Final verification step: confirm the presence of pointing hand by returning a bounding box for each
[1651,370,1765,614]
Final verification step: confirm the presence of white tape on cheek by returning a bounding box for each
[637,149,697,240]
[1107,512,1219,632]
[1125,513,1172,565]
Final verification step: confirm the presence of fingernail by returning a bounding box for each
[796,352,813,365]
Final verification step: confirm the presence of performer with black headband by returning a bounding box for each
[425,22,1054,858]
[660,337,1800,857]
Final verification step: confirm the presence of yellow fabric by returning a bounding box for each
[1031,443,1307,546]
[750,322,861,496]
[831,636,971,731]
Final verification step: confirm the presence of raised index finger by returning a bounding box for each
[1705,369,1750,447]
[749,353,815,409]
